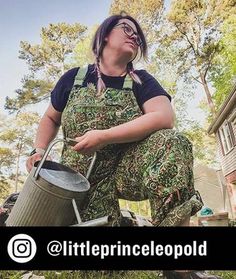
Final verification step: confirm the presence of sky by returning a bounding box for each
[0,0,111,112]
[0,0,206,123]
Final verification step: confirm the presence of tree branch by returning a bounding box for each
[174,23,197,56]
[204,44,218,79]
[192,75,203,85]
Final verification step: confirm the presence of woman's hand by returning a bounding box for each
[26,153,43,173]
[72,130,109,155]
[26,153,52,173]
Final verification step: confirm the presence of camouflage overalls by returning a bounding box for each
[61,67,203,226]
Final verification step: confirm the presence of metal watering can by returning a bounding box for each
[6,138,109,227]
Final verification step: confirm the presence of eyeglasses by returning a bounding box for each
[114,22,142,46]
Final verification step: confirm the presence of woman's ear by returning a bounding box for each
[104,37,108,42]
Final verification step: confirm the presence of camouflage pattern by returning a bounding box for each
[61,67,203,226]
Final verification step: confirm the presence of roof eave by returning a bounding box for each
[207,84,236,135]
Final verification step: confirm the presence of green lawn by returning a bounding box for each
[1,271,236,279]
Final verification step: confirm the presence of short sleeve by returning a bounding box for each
[133,70,171,109]
[51,67,79,112]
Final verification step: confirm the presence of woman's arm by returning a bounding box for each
[26,103,62,172]
[73,96,174,154]
[34,104,62,149]
[106,96,174,144]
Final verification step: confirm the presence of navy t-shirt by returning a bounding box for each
[51,64,171,112]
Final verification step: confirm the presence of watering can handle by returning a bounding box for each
[33,138,97,180]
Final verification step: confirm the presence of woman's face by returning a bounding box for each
[104,19,140,61]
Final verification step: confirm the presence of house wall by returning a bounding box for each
[216,107,236,218]
[232,108,236,137]
[226,170,236,183]
[225,176,236,218]
[216,107,236,176]
[194,165,221,211]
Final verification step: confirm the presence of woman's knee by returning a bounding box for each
[149,129,193,152]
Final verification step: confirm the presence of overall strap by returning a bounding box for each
[122,74,133,90]
[73,65,89,86]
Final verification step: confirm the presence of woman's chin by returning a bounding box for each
[122,50,137,62]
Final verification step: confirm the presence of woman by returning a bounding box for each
[26,14,202,227]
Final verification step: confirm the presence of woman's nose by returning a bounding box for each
[130,34,138,45]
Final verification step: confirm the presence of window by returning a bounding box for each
[218,121,234,155]
[232,115,236,127]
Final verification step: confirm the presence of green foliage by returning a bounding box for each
[0,147,14,172]
[210,15,236,110]
[160,0,236,114]
[0,270,236,279]
[0,112,40,192]
[146,47,199,137]
[183,123,219,167]
[19,23,87,77]
[5,78,54,112]
[110,0,164,24]
[5,22,87,112]
[209,271,236,279]
[72,25,98,67]
[0,270,162,279]
[147,48,179,95]
[110,0,164,44]
[0,176,11,203]
[0,114,15,175]
[0,112,40,147]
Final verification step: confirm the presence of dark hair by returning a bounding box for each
[92,14,148,94]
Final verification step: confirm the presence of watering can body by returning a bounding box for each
[6,139,95,226]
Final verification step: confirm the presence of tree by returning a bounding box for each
[5,22,87,112]
[110,0,164,44]
[146,47,197,130]
[0,114,16,200]
[0,147,14,174]
[0,114,15,175]
[72,25,98,67]
[0,177,11,204]
[0,112,40,192]
[210,15,236,110]
[161,0,236,116]
[5,78,54,113]
[183,123,219,168]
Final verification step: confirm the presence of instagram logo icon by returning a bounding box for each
[7,234,37,263]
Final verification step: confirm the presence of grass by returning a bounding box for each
[0,271,160,279]
[1,270,236,279]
